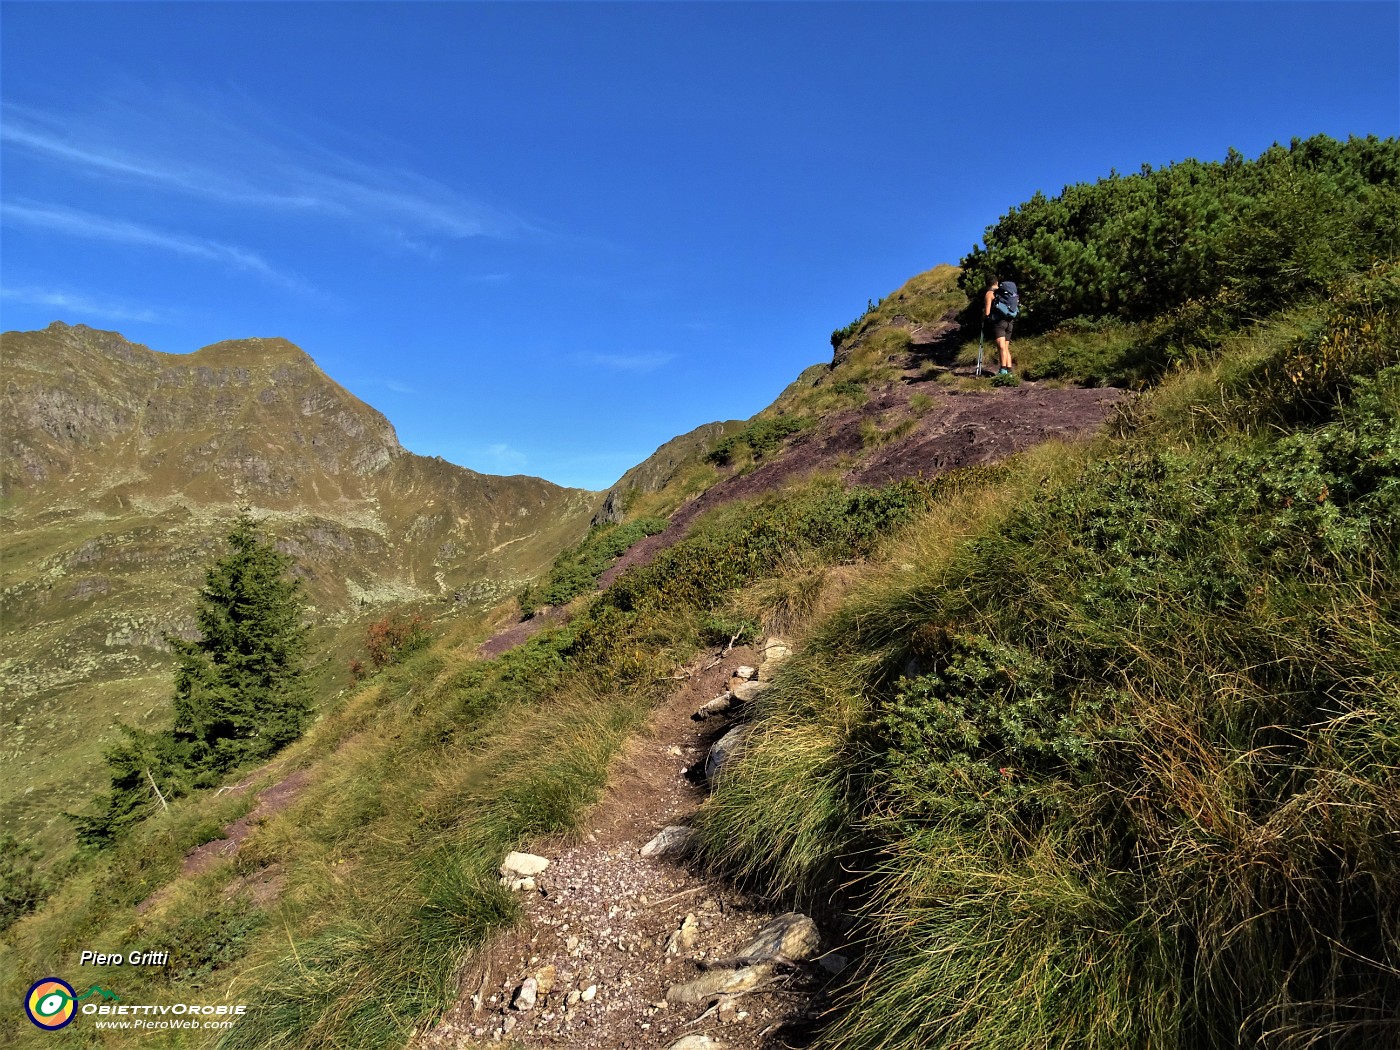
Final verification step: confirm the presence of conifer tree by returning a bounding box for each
[169,513,312,776]
[70,514,312,846]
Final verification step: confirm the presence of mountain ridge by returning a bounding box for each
[0,321,601,855]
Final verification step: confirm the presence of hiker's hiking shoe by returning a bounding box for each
[998,367,1011,375]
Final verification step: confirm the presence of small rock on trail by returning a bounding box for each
[413,643,832,1050]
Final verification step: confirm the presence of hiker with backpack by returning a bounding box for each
[982,277,1020,376]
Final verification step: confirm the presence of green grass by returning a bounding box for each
[8,260,1396,1050]
[830,263,966,355]
[2,465,950,1049]
[696,269,1400,1048]
[516,516,668,616]
[214,474,950,1049]
[859,413,918,448]
[706,415,811,466]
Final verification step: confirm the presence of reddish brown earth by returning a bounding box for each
[597,336,1127,590]
[478,605,567,659]
[415,645,834,1050]
[181,768,312,876]
[481,329,1127,654]
[138,766,310,914]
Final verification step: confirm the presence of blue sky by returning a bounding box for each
[2,2,1397,490]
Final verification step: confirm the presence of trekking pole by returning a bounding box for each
[976,319,986,377]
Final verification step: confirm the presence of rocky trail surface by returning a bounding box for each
[424,332,1132,1048]
[415,640,841,1050]
[170,325,1131,1047]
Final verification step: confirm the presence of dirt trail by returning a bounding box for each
[415,645,833,1050]
[437,334,1130,1048]
[173,327,1128,1046]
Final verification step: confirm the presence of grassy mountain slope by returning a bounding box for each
[3,136,1395,1049]
[0,257,1122,1048]
[700,272,1399,1048]
[1,323,596,859]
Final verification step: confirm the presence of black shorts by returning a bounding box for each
[989,315,1014,340]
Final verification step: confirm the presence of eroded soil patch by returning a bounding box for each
[416,646,836,1050]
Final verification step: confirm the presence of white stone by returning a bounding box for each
[731,680,770,702]
[580,984,597,1002]
[694,693,733,720]
[667,1035,726,1050]
[512,978,537,1011]
[760,640,791,660]
[735,912,821,963]
[733,665,757,680]
[666,964,772,1004]
[757,640,792,681]
[666,913,700,955]
[500,852,549,879]
[641,825,696,859]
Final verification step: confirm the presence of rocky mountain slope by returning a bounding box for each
[1,322,597,852]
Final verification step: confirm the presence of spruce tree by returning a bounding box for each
[169,513,312,777]
[70,514,312,846]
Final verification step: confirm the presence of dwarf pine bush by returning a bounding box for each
[961,135,1400,332]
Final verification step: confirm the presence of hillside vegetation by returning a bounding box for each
[0,325,596,863]
[701,266,1400,1047]
[2,135,1396,1049]
[690,137,1400,1048]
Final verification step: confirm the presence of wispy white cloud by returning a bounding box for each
[1,285,162,324]
[1,98,532,247]
[0,201,310,292]
[382,379,415,395]
[578,351,678,373]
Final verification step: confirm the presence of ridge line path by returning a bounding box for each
[414,641,833,1050]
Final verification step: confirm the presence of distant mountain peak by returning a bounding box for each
[3,325,412,500]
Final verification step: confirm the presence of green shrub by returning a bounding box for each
[518,516,668,616]
[701,303,1400,1046]
[961,135,1400,332]
[875,631,1119,830]
[706,416,810,466]
[1241,262,1400,426]
[138,896,266,988]
[698,611,762,648]
[831,297,883,350]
